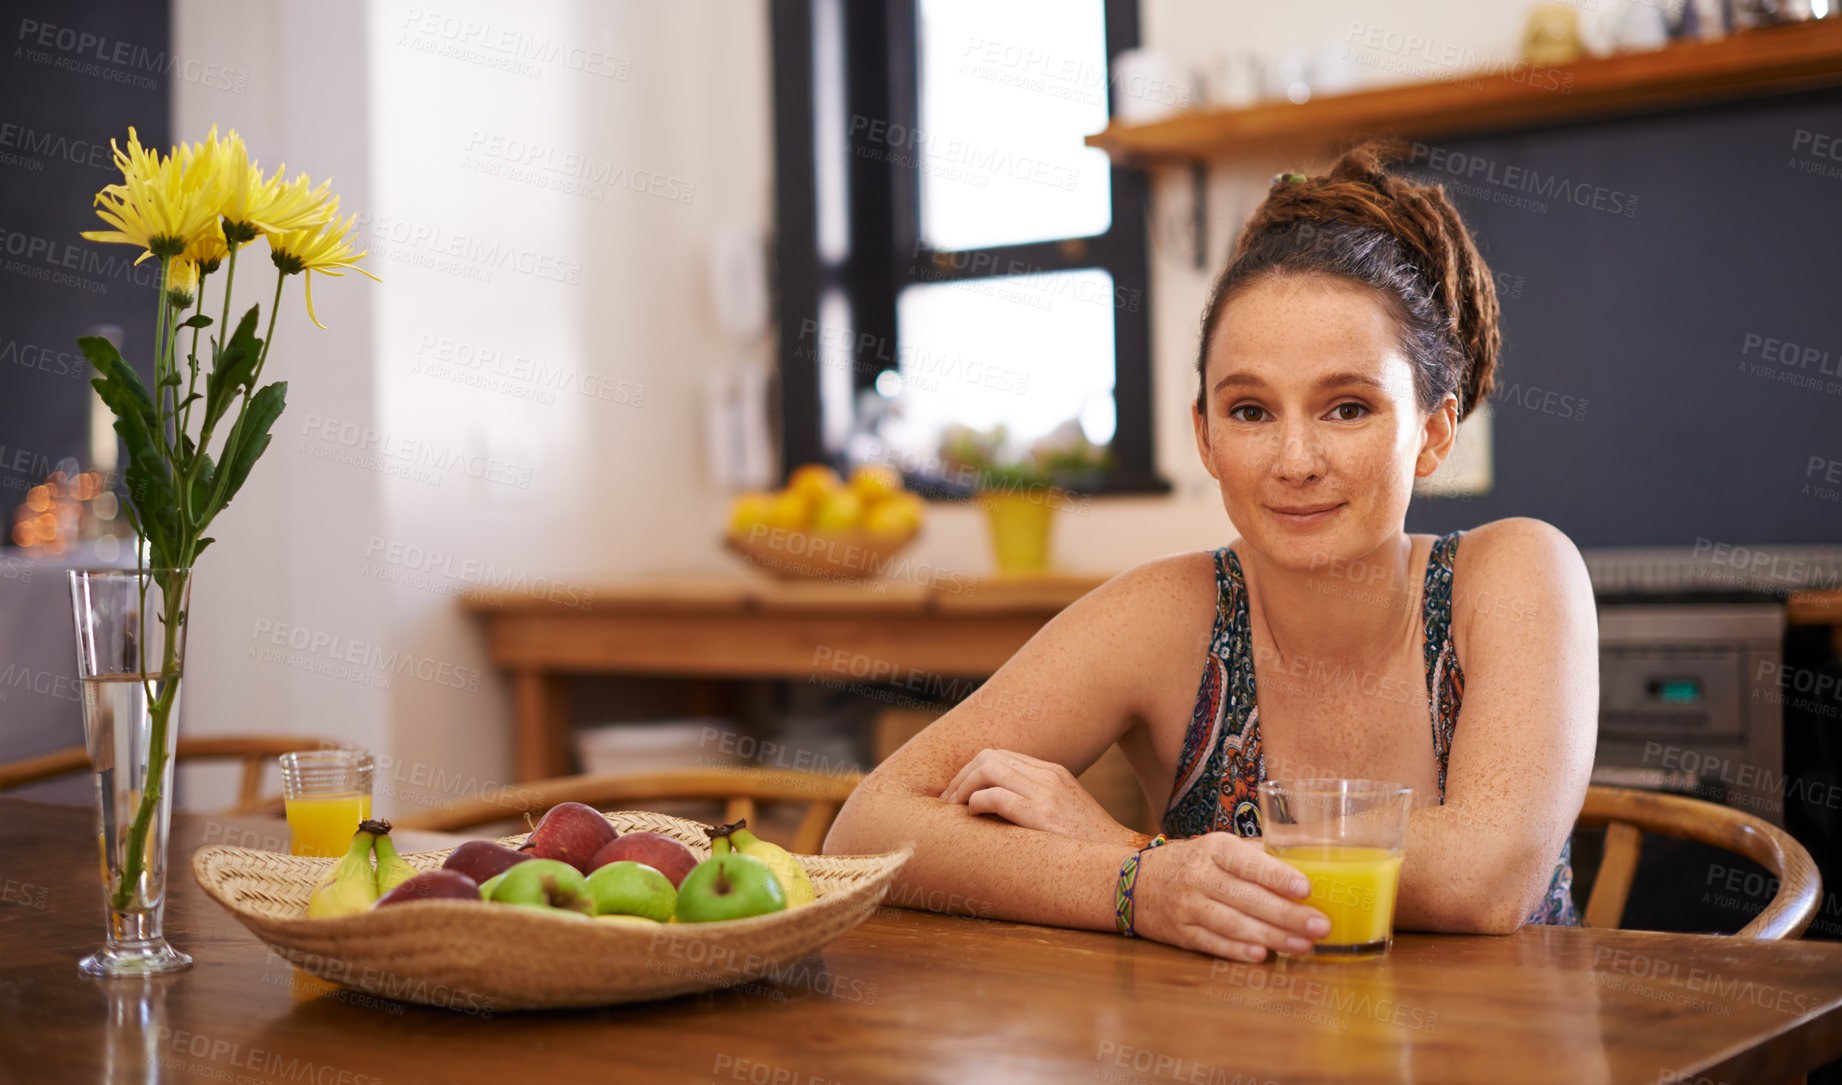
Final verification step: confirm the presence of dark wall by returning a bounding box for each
[0,0,170,511]
[1405,88,1842,548]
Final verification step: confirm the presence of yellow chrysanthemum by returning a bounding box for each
[185,219,229,274]
[208,126,333,244]
[267,204,380,329]
[167,257,200,307]
[81,127,222,261]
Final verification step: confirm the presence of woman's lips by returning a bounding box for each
[1266,502,1344,526]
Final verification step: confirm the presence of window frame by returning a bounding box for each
[770,0,1166,495]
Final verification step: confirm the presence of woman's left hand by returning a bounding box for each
[938,748,1140,847]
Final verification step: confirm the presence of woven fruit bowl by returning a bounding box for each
[192,811,910,1011]
[723,527,918,581]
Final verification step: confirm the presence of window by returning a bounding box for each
[771,0,1162,493]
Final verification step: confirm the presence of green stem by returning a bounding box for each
[111,572,184,913]
[247,272,286,397]
[181,245,244,547]
[196,272,284,533]
[179,287,206,443]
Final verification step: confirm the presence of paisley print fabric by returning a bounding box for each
[1160,531,1579,927]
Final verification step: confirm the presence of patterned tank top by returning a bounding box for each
[1161,530,1579,927]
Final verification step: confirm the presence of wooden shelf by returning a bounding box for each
[1088,19,1842,164]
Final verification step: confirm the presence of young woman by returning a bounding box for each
[823,143,1598,963]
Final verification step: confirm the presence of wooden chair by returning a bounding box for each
[393,767,865,856]
[1576,785,1821,940]
[0,735,347,816]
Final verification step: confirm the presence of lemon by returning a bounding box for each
[767,490,814,530]
[864,492,923,538]
[848,465,903,503]
[812,489,864,533]
[728,492,776,537]
[787,464,843,501]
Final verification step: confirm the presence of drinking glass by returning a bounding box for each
[280,749,374,857]
[1257,778,1413,961]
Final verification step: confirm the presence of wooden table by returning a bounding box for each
[7,799,1842,1084]
[461,572,1109,781]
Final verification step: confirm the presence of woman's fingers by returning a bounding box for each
[939,750,1015,803]
[1205,832,1312,898]
[1163,836,1330,940]
[964,785,1029,824]
[1181,923,1271,963]
[941,748,1052,804]
[1182,896,1319,956]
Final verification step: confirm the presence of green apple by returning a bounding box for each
[478,871,509,901]
[674,853,787,923]
[595,914,662,928]
[585,861,676,922]
[489,857,594,915]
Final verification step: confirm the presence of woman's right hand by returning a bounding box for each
[1131,833,1332,961]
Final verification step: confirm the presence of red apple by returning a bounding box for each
[518,802,617,874]
[376,870,481,907]
[589,832,699,888]
[442,840,532,884]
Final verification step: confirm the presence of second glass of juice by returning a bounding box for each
[279,749,374,857]
[1256,778,1413,961]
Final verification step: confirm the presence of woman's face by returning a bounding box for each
[1191,275,1457,571]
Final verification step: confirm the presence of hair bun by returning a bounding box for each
[1239,141,1500,418]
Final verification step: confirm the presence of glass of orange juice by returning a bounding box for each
[1257,779,1413,961]
[279,749,374,857]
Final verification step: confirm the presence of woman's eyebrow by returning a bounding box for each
[1211,371,1388,394]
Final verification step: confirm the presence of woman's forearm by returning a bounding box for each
[1394,805,1557,933]
[826,777,1137,931]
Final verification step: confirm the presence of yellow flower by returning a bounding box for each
[185,219,229,274]
[81,127,221,260]
[210,127,333,244]
[167,257,200,308]
[267,203,380,328]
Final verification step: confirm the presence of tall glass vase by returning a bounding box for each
[68,568,193,977]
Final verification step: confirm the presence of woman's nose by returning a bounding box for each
[1272,421,1326,483]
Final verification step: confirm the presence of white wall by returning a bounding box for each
[173,0,771,812]
[169,0,1534,810]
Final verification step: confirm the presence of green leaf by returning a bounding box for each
[188,451,215,520]
[193,537,215,562]
[90,374,175,559]
[211,380,286,517]
[178,314,213,329]
[79,337,155,432]
[203,306,263,434]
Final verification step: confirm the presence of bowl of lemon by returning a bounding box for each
[725,465,924,582]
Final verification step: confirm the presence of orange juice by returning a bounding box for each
[285,794,372,857]
[1269,844,1404,958]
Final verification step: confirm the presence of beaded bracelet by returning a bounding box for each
[1114,833,1168,938]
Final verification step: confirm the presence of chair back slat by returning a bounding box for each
[0,735,345,815]
[1583,821,1643,930]
[1577,786,1821,940]
[725,796,759,829]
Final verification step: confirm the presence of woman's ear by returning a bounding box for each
[1414,394,1460,478]
[1192,399,1220,481]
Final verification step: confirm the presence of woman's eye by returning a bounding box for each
[1228,404,1266,423]
[1329,403,1369,421]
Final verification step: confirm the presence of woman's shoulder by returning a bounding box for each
[1447,517,1594,628]
[1074,549,1227,645]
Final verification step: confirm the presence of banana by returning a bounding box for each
[370,821,416,897]
[306,822,381,918]
[714,820,815,907]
